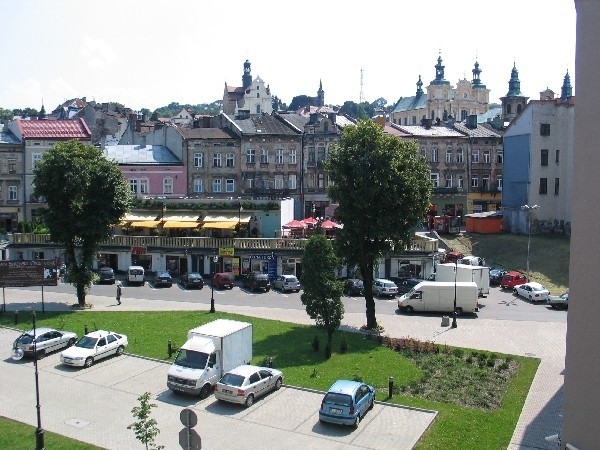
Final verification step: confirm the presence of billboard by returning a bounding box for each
[0,260,58,287]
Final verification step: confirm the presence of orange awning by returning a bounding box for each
[162,221,200,229]
[130,220,160,228]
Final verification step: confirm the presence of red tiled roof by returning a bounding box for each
[18,118,92,139]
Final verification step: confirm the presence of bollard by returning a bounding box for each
[268,356,273,368]
[84,324,88,335]
[168,340,173,358]
[388,376,394,398]
[14,310,18,325]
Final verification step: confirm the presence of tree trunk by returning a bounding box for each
[361,261,378,329]
[76,282,87,307]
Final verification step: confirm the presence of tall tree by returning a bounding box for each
[326,120,432,329]
[33,140,132,306]
[300,234,344,354]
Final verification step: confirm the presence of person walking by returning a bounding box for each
[116,282,122,305]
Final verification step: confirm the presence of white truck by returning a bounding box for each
[397,281,479,314]
[167,319,253,398]
[434,263,490,297]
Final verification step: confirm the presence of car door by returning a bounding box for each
[247,371,263,398]
[258,369,274,395]
[46,331,63,352]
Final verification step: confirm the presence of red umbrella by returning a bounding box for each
[320,220,339,229]
[282,220,307,229]
[301,217,318,226]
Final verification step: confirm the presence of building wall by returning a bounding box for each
[502,134,531,210]
[121,164,187,197]
[0,136,24,231]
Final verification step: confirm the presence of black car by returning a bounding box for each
[343,279,364,296]
[395,278,422,295]
[489,268,508,286]
[181,272,204,289]
[154,271,173,288]
[243,272,271,292]
[97,267,116,284]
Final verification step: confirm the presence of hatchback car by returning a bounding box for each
[500,271,528,289]
[243,272,271,292]
[97,267,116,284]
[547,292,569,309]
[489,268,508,286]
[373,279,398,297]
[514,282,550,302]
[180,272,204,289]
[343,279,364,296]
[213,272,235,289]
[13,327,77,359]
[60,330,128,368]
[214,365,283,407]
[153,271,173,288]
[271,275,301,292]
[319,380,375,428]
[395,278,422,295]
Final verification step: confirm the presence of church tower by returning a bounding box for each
[560,71,573,101]
[317,80,325,107]
[500,63,529,122]
[242,59,252,89]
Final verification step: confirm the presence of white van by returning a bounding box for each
[127,266,145,286]
[397,281,478,314]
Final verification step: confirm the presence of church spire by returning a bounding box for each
[506,62,523,97]
[472,60,486,89]
[242,59,252,89]
[317,79,325,107]
[38,101,46,120]
[416,75,423,96]
[431,52,450,85]
[560,70,573,101]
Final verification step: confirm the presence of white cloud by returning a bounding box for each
[80,36,117,68]
[0,79,43,109]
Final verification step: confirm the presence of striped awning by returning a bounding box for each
[202,221,238,230]
[130,220,161,228]
[203,213,252,223]
[162,221,201,229]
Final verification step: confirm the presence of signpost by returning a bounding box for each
[179,408,201,450]
[0,260,58,313]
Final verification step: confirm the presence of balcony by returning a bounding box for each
[432,187,467,195]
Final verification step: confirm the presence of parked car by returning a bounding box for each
[500,271,528,289]
[153,271,173,288]
[127,266,145,286]
[514,282,550,302]
[373,279,398,297]
[271,275,301,292]
[343,279,364,296]
[547,292,569,309]
[489,268,508,286]
[214,364,283,407]
[97,267,116,284]
[213,272,235,289]
[180,272,204,289]
[243,272,271,292]
[60,330,128,368]
[319,380,375,428]
[13,327,77,359]
[395,277,422,295]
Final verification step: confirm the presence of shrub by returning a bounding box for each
[453,348,464,359]
[311,335,320,352]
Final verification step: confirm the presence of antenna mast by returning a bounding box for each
[359,68,364,104]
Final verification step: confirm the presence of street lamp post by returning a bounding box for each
[521,205,540,280]
[210,255,218,313]
[452,260,458,328]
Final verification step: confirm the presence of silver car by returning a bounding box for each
[214,365,283,407]
[271,275,301,292]
[373,279,398,297]
[13,327,77,359]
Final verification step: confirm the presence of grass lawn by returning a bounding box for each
[1,310,539,449]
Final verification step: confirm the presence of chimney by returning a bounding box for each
[328,113,336,124]
[422,118,432,129]
[466,114,477,129]
[203,116,211,128]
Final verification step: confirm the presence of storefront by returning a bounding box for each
[280,257,302,277]
[97,253,118,270]
[241,253,277,279]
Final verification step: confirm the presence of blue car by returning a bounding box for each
[319,380,375,428]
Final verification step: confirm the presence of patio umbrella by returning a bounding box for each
[283,220,307,229]
[301,217,318,226]
[320,220,339,230]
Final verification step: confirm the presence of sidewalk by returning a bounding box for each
[1,288,565,449]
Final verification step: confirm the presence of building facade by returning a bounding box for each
[223,60,273,116]
[0,124,23,234]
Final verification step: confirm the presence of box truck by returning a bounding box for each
[167,319,252,398]
[434,263,490,297]
[397,281,479,314]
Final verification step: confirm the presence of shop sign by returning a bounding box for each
[248,253,275,260]
[219,247,235,257]
[0,260,58,287]
[131,246,147,255]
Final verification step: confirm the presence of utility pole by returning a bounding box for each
[359,68,364,104]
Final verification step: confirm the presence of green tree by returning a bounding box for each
[300,234,344,354]
[33,140,132,306]
[127,392,164,450]
[0,107,13,120]
[326,120,432,329]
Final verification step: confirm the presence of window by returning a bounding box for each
[482,176,490,190]
[471,176,479,188]
[456,148,464,163]
[317,146,326,163]
[507,104,512,114]
[193,178,203,193]
[323,122,329,132]
[194,152,204,168]
[445,149,453,163]
[288,174,297,189]
[497,150,503,164]
[289,149,297,164]
[483,150,491,164]
[458,176,464,189]
[163,177,173,195]
[259,178,269,189]
[445,174,452,188]
[246,149,255,164]
[225,179,235,193]
[213,178,222,193]
[32,153,42,168]
[555,149,560,164]
[276,149,284,164]
[540,123,551,136]
[226,153,235,167]
[260,149,268,164]
[555,178,560,195]
[431,148,438,163]
[497,178,503,190]
[129,178,139,194]
[139,178,149,194]
[8,186,17,200]
[430,173,439,187]
[471,150,479,163]
[255,105,261,114]
[461,110,468,121]
[541,149,549,166]
[213,152,222,167]
[8,159,16,173]
[274,175,284,189]
[412,116,417,125]
[318,173,325,188]
[539,177,548,194]
[246,178,254,189]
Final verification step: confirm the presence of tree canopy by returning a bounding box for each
[326,120,432,329]
[33,140,132,306]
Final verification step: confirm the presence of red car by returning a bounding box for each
[500,271,529,289]
[212,272,235,289]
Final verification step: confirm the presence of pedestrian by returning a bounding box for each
[116,282,122,305]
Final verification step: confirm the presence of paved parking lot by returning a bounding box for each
[0,327,437,449]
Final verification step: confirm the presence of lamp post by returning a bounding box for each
[210,255,218,313]
[521,205,540,280]
[238,198,242,234]
[452,260,458,328]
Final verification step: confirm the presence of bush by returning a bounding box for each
[311,335,320,352]
[453,348,464,359]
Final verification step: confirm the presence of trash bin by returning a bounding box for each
[441,316,450,327]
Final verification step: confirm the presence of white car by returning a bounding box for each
[13,327,77,359]
[60,330,128,368]
[514,282,550,302]
[214,365,283,407]
[373,279,398,297]
[271,275,301,292]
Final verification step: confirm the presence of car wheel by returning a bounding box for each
[116,345,124,356]
[84,357,94,368]
[67,337,76,347]
[245,394,254,407]
[368,397,374,410]
[353,413,361,428]
[275,377,282,390]
[199,384,211,399]
[404,305,414,314]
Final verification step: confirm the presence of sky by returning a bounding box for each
[0,0,577,113]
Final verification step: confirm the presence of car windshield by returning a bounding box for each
[188,273,201,279]
[75,336,98,349]
[174,349,209,369]
[323,393,353,406]
[16,333,35,344]
[219,373,246,387]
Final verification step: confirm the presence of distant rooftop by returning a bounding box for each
[103,144,182,165]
